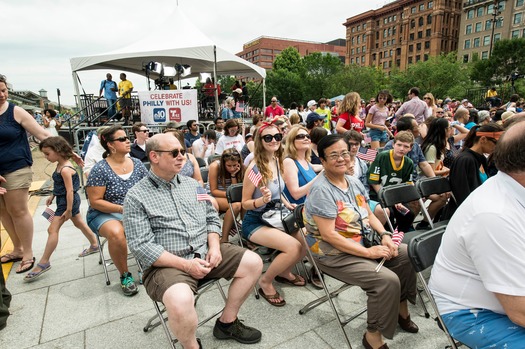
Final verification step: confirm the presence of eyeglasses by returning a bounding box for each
[348,142,360,147]
[109,136,130,142]
[271,100,277,103]
[423,97,431,100]
[294,134,311,141]
[154,148,186,157]
[326,151,351,161]
[436,111,444,114]
[261,133,283,143]
[138,129,149,133]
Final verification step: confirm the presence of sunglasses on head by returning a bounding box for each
[109,136,130,142]
[154,148,186,157]
[261,133,283,143]
[295,134,311,140]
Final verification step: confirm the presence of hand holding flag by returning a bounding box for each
[196,187,212,202]
[247,166,263,187]
[42,207,55,222]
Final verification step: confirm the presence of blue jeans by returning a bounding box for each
[443,308,525,349]
[107,99,117,118]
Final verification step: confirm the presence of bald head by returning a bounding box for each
[147,133,180,157]
[493,120,525,174]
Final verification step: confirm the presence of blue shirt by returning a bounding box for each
[283,160,317,204]
[0,103,32,175]
[100,80,118,100]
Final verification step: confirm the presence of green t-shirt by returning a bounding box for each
[367,150,414,198]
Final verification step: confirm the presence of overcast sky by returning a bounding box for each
[2,0,381,106]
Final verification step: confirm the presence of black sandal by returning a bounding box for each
[16,257,35,274]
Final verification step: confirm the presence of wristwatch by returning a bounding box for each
[379,231,393,239]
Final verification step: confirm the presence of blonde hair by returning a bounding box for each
[424,93,435,106]
[394,130,414,145]
[289,113,300,125]
[339,92,361,116]
[284,125,311,161]
[253,124,284,185]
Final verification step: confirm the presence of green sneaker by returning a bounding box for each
[120,272,138,296]
[213,318,261,344]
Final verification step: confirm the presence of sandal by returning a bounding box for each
[24,263,52,282]
[258,288,286,307]
[0,253,23,264]
[275,274,306,287]
[78,245,99,257]
[16,257,35,274]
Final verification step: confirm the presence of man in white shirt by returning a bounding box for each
[429,120,525,349]
[192,130,216,163]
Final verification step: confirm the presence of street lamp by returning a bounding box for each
[489,0,502,57]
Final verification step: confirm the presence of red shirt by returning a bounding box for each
[264,105,284,117]
[338,112,364,133]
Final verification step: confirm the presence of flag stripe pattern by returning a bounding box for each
[196,187,212,202]
[247,166,262,187]
[42,207,55,222]
[356,146,378,162]
[392,229,404,246]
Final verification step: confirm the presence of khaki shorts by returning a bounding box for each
[1,166,33,190]
[143,243,245,302]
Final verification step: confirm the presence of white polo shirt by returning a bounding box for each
[429,171,525,315]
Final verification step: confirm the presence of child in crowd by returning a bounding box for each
[365,90,394,149]
[24,137,98,281]
[208,148,245,243]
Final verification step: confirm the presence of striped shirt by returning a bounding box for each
[123,171,222,270]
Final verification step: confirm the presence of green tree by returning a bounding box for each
[266,69,303,108]
[301,52,344,100]
[273,47,304,74]
[331,64,388,101]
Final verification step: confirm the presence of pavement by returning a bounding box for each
[0,192,451,349]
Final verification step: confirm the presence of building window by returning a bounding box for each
[357,25,361,31]
[356,47,360,53]
[514,13,522,25]
[477,7,484,17]
[384,18,388,24]
[417,43,422,51]
[496,19,503,28]
[384,50,389,58]
[408,57,413,64]
[419,17,424,26]
[499,1,505,11]
[383,61,388,69]
[475,22,482,32]
[392,39,396,45]
[363,23,367,29]
[481,51,489,59]
[362,46,366,53]
[512,29,520,38]
[466,24,473,34]
[350,58,354,64]
[363,34,366,42]
[357,36,361,44]
[483,35,490,45]
[411,6,416,13]
[352,27,355,33]
[351,49,355,55]
[384,29,387,38]
[467,9,474,19]
[409,44,414,52]
[419,4,425,11]
[424,54,429,61]
[361,56,365,63]
[474,37,480,47]
[494,33,501,42]
[485,20,492,30]
[427,14,432,24]
[262,55,272,60]
[465,39,471,49]
[410,33,415,40]
[463,54,469,63]
[416,55,421,62]
[426,29,432,37]
[262,49,272,54]
[388,28,392,36]
[411,19,415,29]
[517,0,524,7]
[428,1,433,9]
[393,15,397,21]
[488,3,494,13]
[425,41,430,49]
[418,31,423,39]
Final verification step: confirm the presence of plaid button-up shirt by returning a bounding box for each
[124,171,221,270]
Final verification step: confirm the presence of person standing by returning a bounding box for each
[264,97,284,118]
[395,87,428,124]
[118,73,133,125]
[99,73,118,119]
[43,109,61,137]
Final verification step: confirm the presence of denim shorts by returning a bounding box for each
[55,193,81,216]
[86,209,122,234]
[369,128,389,143]
[241,210,266,240]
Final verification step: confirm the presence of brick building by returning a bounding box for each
[344,0,462,72]
[458,0,525,62]
[237,36,346,70]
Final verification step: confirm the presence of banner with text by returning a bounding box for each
[138,90,198,124]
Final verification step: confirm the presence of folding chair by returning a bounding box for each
[294,204,366,349]
[200,168,209,184]
[207,154,220,166]
[416,177,456,229]
[195,157,207,168]
[377,183,432,318]
[407,226,463,349]
[139,260,227,349]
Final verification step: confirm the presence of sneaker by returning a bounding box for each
[213,318,262,344]
[120,272,139,296]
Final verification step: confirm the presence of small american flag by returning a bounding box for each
[356,146,378,162]
[196,187,212,202]
[247,166,262,187]
[392,230,405,246]
[42,207,55,222]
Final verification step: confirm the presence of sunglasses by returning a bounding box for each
[271,100,277,103]
[109,136,130,142]
[154,148,186,157]
[138,130,149,133]
[295,134,311,141]
[261,133,283,143]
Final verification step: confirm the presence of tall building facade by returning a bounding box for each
[458,0,524,62]
[344,0,462,72]
[237,36,346,70]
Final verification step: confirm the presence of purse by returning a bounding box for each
[260,160,297,234]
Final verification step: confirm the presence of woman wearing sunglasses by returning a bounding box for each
[283,125,321,205]
[242,122,306,307]
[86,125,148,296]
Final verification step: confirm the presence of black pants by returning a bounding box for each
[0,240,11,328]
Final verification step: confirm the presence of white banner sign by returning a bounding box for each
[138,89,198,124]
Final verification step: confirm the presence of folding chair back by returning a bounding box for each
[294,204,365,349]
[200,168,209,183]
[195,157,207,168]
[407,226,460,349]
[416,177,456,229]
[207,154,221,166]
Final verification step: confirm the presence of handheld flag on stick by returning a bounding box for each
[42,207,55,222]
[247,166,263,187]
[375,230,405,272]
[196,187,212,202]
[356,146,378,162]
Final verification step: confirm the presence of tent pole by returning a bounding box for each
[263,78,266,115]
[213,45,219,119]
[72,72,81,109]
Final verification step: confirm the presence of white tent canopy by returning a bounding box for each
[70,7,266,111]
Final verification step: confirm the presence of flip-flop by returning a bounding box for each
[0,253,23,264]
[24,263,52,282]
[16,257,35,274]
[258,288,286,307]
[275,274,306,287]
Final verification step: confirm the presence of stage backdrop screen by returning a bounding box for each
[138,89,198,124]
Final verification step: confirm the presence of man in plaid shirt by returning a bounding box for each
[124,133,262,348]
